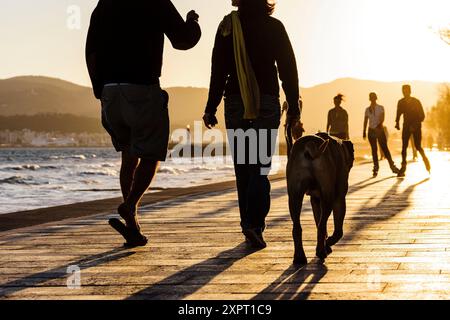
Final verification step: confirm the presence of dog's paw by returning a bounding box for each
[316,248,329,261]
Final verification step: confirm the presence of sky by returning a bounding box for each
[0,0,449,88]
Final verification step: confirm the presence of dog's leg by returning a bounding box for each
[311,196,321,228]
[289,187,307,265]
[327,197,346,247]
[312,197,332,255]
[316,201,333,261]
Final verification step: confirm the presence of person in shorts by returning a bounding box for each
[86,0,201,245]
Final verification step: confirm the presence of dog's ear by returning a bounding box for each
[318,139,330,156]
[305,139,329,160]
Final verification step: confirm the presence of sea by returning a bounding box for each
[0,148,286,214]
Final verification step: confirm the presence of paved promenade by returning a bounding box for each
[1,152,449,300]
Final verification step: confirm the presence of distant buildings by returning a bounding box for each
[0,129,111,147]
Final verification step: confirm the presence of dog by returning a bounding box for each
[286,132,354,265]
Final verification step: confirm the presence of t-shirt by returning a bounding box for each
[396,97,425,127]
[365,105,385,129]
[327,107,349,136]
[86,0,201,99]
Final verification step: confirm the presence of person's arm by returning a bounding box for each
[363,110,368,139]
[379,106,385,128]
[344,110,350,139]
[275,21,300,121]
[417,99,426,122]
[203,25,228,128]
[326,110,331,133]
[161,0,201,50]
[85,3,103,99]
[395,100,402,130]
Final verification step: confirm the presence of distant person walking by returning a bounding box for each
[395,85,431,177]
[326,94,349,140]
[378,126,389,160]
[363,92,400,177]
[86,0,201,246]
[410,136,418,161]
[203,0,301,249]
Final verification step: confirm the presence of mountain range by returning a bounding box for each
[0,76,445,137]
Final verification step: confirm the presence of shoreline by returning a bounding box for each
[0,173,285,233]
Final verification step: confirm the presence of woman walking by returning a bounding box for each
[326,94,349,140]
[203,0,301,249]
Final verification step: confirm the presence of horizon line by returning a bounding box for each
[1,74,448,90]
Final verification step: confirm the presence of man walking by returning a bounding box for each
[363,92,400,177]
[86,0,201,246]
[327,94,349,140]
[395,85,431,177]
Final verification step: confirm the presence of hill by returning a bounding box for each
[0,76,99,118]
[0,76,445,137]
[0,114,103,134]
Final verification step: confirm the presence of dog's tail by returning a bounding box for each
[304,138,329,160]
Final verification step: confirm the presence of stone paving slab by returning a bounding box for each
[0,152,449,300]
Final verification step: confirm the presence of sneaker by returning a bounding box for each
[109,218,148,247]
[243,228,267,249]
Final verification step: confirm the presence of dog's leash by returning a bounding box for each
[283,100,304,160]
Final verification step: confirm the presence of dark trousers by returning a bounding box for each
[368,127,395,173]
[330,132,348,140]
[234,162,271,231]
[225,95,280,231]
[401,124,429,172]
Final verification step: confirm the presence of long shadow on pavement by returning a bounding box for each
[0,247,134,298]
[255,177,429,300]
[252,260,328,300]
[126,243,257,300]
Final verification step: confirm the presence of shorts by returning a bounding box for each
[101,84,169,161]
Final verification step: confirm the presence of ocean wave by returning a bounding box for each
[101,163,116,168]
[81,179,100,185]
[158,167,188,175]
[71,155,87,160]
[2,164,60,171]
[48,155,87,160]
[0,175,43,185]
[79,169,117,176]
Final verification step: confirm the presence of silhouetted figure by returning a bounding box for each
[326,94,349,140]
[395,85,431,177]
[363,92,400,177]
[203,0,301,249]
[378,126,389,160]
[410,136,418,161]
[427,135,434,151]
[86,0,201,246]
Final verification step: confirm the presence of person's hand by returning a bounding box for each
[286,115,304,140]
[291,120,305,141]
[395,123,400,131]
[187,10,199,22]
[203,113,218,129]
[363,132,367,140]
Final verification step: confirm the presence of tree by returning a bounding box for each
[426,86,450,149]
[439,27,450,45]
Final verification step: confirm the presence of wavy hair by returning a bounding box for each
[239,0,276,16]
